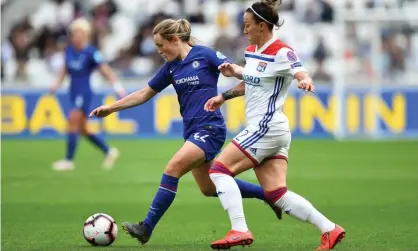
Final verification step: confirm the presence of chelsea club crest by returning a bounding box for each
[192,60,200,68]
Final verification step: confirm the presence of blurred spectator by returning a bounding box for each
[381,30,406,81]
[344,0,354,9]
[73,1,85,19]
[182,0,206,23]
[1,42,13,81]
[281,0,295,11]
[365,0,376,8]
[343,21,375,81]
[213,34,234,61]
[91,0,117,35]
[12,16,35,38]
[295,0,334,23]
[110,48,134,75]
[10,29,32,80]
[34,27,55,58]
[313,63,332,82]
[89,0,118,49]
[216,8,229,29]
[47,37,66,74]
[139,26,157,57]
[30,0,74,35]
[404,26,418,73]
[312,36,332,82]
[313,36,328,63]
[320,0,334,23]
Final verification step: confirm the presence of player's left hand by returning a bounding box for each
[298,77,315,93]
[204,94,225,112]
[89,105,113,118]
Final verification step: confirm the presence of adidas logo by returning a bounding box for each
[249,148,257,155]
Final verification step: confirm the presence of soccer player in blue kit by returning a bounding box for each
[90,18,283,245]
[50,18,126,171]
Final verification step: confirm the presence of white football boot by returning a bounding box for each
[102,147,120,170]
[52,159,75,171]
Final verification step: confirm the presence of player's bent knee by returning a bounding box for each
[68,110,85,132]
[264,187,288,205]
[164,160,189,178]
[208,161,234,177]
[68,121,81,132]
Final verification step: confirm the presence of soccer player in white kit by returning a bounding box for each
[204,0,345,250]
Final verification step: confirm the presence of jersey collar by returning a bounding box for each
[256,37,276,54]
[176,46,195,64]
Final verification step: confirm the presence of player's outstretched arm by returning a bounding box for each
[98,64,126,98]
[49,67,67,94]
[89,86,157,118]
[222,81,245,100]
[295,71,315,93]
[204,81,245,112]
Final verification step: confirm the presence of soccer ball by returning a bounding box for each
[83,213,118,246]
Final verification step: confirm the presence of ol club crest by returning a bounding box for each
[257,62,267,72]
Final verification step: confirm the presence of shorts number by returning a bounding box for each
[235,129,249,142]
[75,96,84,108]
[194,132,209,143]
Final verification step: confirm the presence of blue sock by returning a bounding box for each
[66,132,79,160]
[143,174,179,235]
[234,178,266,201]
[86,134,109,154]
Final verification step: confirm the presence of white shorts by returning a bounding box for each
[232,126,291,166]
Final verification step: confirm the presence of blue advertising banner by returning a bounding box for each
[2,86,418,139]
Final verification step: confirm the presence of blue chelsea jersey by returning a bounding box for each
[149,45,229,133]
[65,44,104,95]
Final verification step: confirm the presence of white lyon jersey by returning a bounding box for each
[232,38,307,165]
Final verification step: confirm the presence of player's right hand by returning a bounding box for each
[204,94,225,112]
[218,62,237,77]
[89,105,113,118]
[297,77,315,93]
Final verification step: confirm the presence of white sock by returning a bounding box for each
[210,173,248,232]
[275,190,335,233]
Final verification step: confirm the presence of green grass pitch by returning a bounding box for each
[2,139,418,251]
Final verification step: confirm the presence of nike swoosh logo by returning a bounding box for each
[230,234,249,240]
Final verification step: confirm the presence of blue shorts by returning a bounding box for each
[69,93,92,115]
[185,126,226,161]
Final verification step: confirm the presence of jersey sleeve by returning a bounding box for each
[148,63,171,92]
[273,48,307,77]
[91,47,105,68]
[204,47,231,68]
